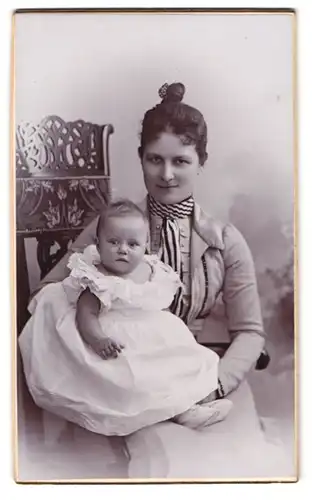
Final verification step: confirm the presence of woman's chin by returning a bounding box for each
[151,189,188,205]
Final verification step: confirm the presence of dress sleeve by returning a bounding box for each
[147,255,184,309]
[62,245,113,310]
[158,260,184,292]
[218,223,266,396]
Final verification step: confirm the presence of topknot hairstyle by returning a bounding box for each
[139,82,208,165]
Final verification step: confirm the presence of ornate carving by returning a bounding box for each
[16,116,113,177]
[16,178,110,233]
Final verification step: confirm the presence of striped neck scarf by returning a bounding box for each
[148,195,194,316]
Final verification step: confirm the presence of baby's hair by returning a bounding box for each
[139,82,208,166]
[96,199,148,238]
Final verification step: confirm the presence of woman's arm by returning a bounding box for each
[218,223,266,396]
[76,288,124,360]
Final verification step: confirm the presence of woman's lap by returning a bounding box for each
[126,380,291,479]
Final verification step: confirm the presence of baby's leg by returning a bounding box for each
[173,399,233,430]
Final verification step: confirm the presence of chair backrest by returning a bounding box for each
[16,115,114,331]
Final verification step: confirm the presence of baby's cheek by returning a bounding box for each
[140,247,147,257]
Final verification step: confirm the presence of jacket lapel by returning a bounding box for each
[191,224,209,277]
[191,203,225,276]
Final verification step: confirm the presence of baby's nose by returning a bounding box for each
[118,243,128,254]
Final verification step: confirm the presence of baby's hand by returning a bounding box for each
[91,337,124,360]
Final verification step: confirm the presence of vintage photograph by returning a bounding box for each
[14,9,296,482]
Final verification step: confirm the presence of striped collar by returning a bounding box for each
[137,197,225,251]
[148,195,194,219]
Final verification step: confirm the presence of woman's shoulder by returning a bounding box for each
[194,204,249,252]
[213,223,254,269]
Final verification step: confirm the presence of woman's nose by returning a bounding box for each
[160,162,174,182]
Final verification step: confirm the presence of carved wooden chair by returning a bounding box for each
[15,115,117,448]
[16,115,113,333]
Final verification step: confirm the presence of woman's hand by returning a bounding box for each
[91,336,124,360]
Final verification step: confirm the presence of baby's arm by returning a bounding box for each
[76,289,124,360]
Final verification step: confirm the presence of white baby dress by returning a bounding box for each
[19,245,219,436]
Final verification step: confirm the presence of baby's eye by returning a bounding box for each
[108,239,119,245]
[128,241,139,248]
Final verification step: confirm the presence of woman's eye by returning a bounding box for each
[174,158,189,166]
[148,155,162,165]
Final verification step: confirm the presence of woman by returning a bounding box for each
[36,82,266,402]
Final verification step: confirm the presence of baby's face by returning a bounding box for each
[97,215,148,275]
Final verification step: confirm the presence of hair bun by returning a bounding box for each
[158,82,185,103]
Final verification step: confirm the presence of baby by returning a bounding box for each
[19,200,232,436]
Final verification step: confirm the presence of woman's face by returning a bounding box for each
[141,131,201,204]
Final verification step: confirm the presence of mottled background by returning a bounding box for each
[15,12,295,478]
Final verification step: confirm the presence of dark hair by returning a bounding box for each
[138,82,208,166]
[96,199,148,238]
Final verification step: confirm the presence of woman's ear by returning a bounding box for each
[199,152,208,172]
[202,152,208,166]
